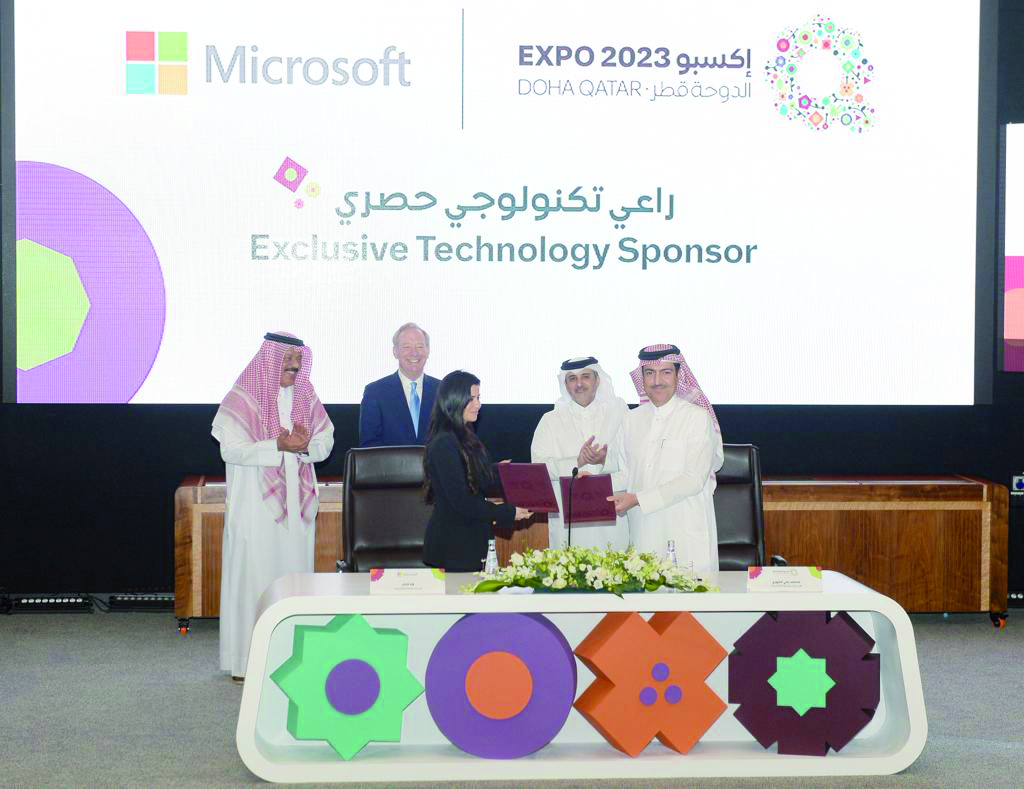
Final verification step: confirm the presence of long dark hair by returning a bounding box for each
[423,370,491,503]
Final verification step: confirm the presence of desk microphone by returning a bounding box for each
[566,467,579,547]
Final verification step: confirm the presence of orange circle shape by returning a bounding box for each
[464,651,533,720]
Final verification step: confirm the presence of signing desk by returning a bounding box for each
[237,571,926,782]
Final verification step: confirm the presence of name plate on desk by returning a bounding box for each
[747,566,822,592]
[369,568,446,595]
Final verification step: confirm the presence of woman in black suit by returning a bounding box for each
[422,370,532,571]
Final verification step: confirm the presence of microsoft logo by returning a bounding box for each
[126,32,187,95]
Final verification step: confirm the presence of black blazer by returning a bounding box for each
[358,372,440,447]
[422,431,516,571]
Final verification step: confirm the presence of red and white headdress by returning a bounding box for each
[214,332,330,525]
[629,343,720,433]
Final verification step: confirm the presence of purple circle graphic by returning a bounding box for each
[665,685,683,704]
[652,662,670,681]
[639,687,658,706]
[325,659,380,715]
[425,613,577,759]
[16,161,166,402]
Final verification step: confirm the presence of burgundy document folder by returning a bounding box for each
[496,463,560,512]
[559,474,617,523]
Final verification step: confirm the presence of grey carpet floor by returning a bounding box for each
[0,610,1021,788]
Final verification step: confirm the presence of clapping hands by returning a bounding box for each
[577,436,608,467]
[277,424,310,453]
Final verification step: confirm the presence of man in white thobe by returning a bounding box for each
[531,357,629,550]
[212,332,334,679]
[608,344,724,579]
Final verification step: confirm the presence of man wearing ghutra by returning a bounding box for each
[531,357,630,550]
[607,344,724,578]
[212,332,335,680]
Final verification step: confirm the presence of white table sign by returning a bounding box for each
[368,568,447,595]
[747,566,823,592]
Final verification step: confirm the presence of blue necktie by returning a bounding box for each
[410,381,420,436]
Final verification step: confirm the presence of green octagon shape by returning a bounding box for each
[768,647,836,716]
[272,614,423,760]
[16,239,91,371]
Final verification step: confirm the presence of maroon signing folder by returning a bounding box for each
[559,474,617,523]
[496,463,560,512]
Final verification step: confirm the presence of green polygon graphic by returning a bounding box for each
[16,239,91,371]
[126,63,156,94]
[158,32,187,62]
[271,614,423,760]
[768,648,835,716]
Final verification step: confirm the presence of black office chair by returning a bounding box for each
[714,443,785,570]
[339,446,432,572]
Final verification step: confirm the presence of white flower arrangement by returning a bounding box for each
[468,545,717,595]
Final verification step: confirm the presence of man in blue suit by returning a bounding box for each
[358,322,440,446]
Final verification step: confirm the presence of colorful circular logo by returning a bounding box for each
[15,161,166,402]
[765,15,875,133]
[424,613,577,758]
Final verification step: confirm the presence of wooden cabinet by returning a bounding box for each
[763,477,1008,614]
[174,476,343,620]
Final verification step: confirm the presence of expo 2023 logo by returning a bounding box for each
[765,15,875,133]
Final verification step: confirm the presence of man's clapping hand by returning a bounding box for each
[277,425,310,453]
[577,435,608,467]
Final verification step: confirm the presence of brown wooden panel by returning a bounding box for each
[887,511,944,611]
[200,512,225,616]
[765,510,841,569]
[314,510,342,572]
[989,485,1009,612]
[764,477,985,503]
[176,481,346,618]
[769,507,982,612]
[494,514,549,567]
[766,510,891,596]
[173,486,195,618]
[938,510,982,612]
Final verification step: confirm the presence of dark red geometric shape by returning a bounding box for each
[728,611,880,756]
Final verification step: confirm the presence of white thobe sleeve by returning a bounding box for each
[602,408,628,490]
[635,409,716,515]
[298,425,335,464]
[531,413,580,480]
[214,418,284,467]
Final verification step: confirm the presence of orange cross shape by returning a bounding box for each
[574,611,727,756]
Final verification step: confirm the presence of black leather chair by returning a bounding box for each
[339,446,432,572]
[714,443,784,570]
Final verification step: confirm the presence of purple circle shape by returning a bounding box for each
[665,685,683,704]
[425,613,576,759]
[639,687,658,706]
[324,659,380,715]
[652,662,670,681]
[16,161,166,403]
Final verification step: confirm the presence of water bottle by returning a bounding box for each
[483,539,499,575]
[664,539,678,566]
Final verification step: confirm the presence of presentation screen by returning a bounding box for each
[10,0,981,404]
[1005,124,1024,371]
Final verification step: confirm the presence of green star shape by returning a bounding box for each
[271,614,423,760]
[767,648,836,716]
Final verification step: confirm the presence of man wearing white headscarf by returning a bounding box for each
[531,356,629,550]
[608,344,724,579]
[212,331,334,680]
